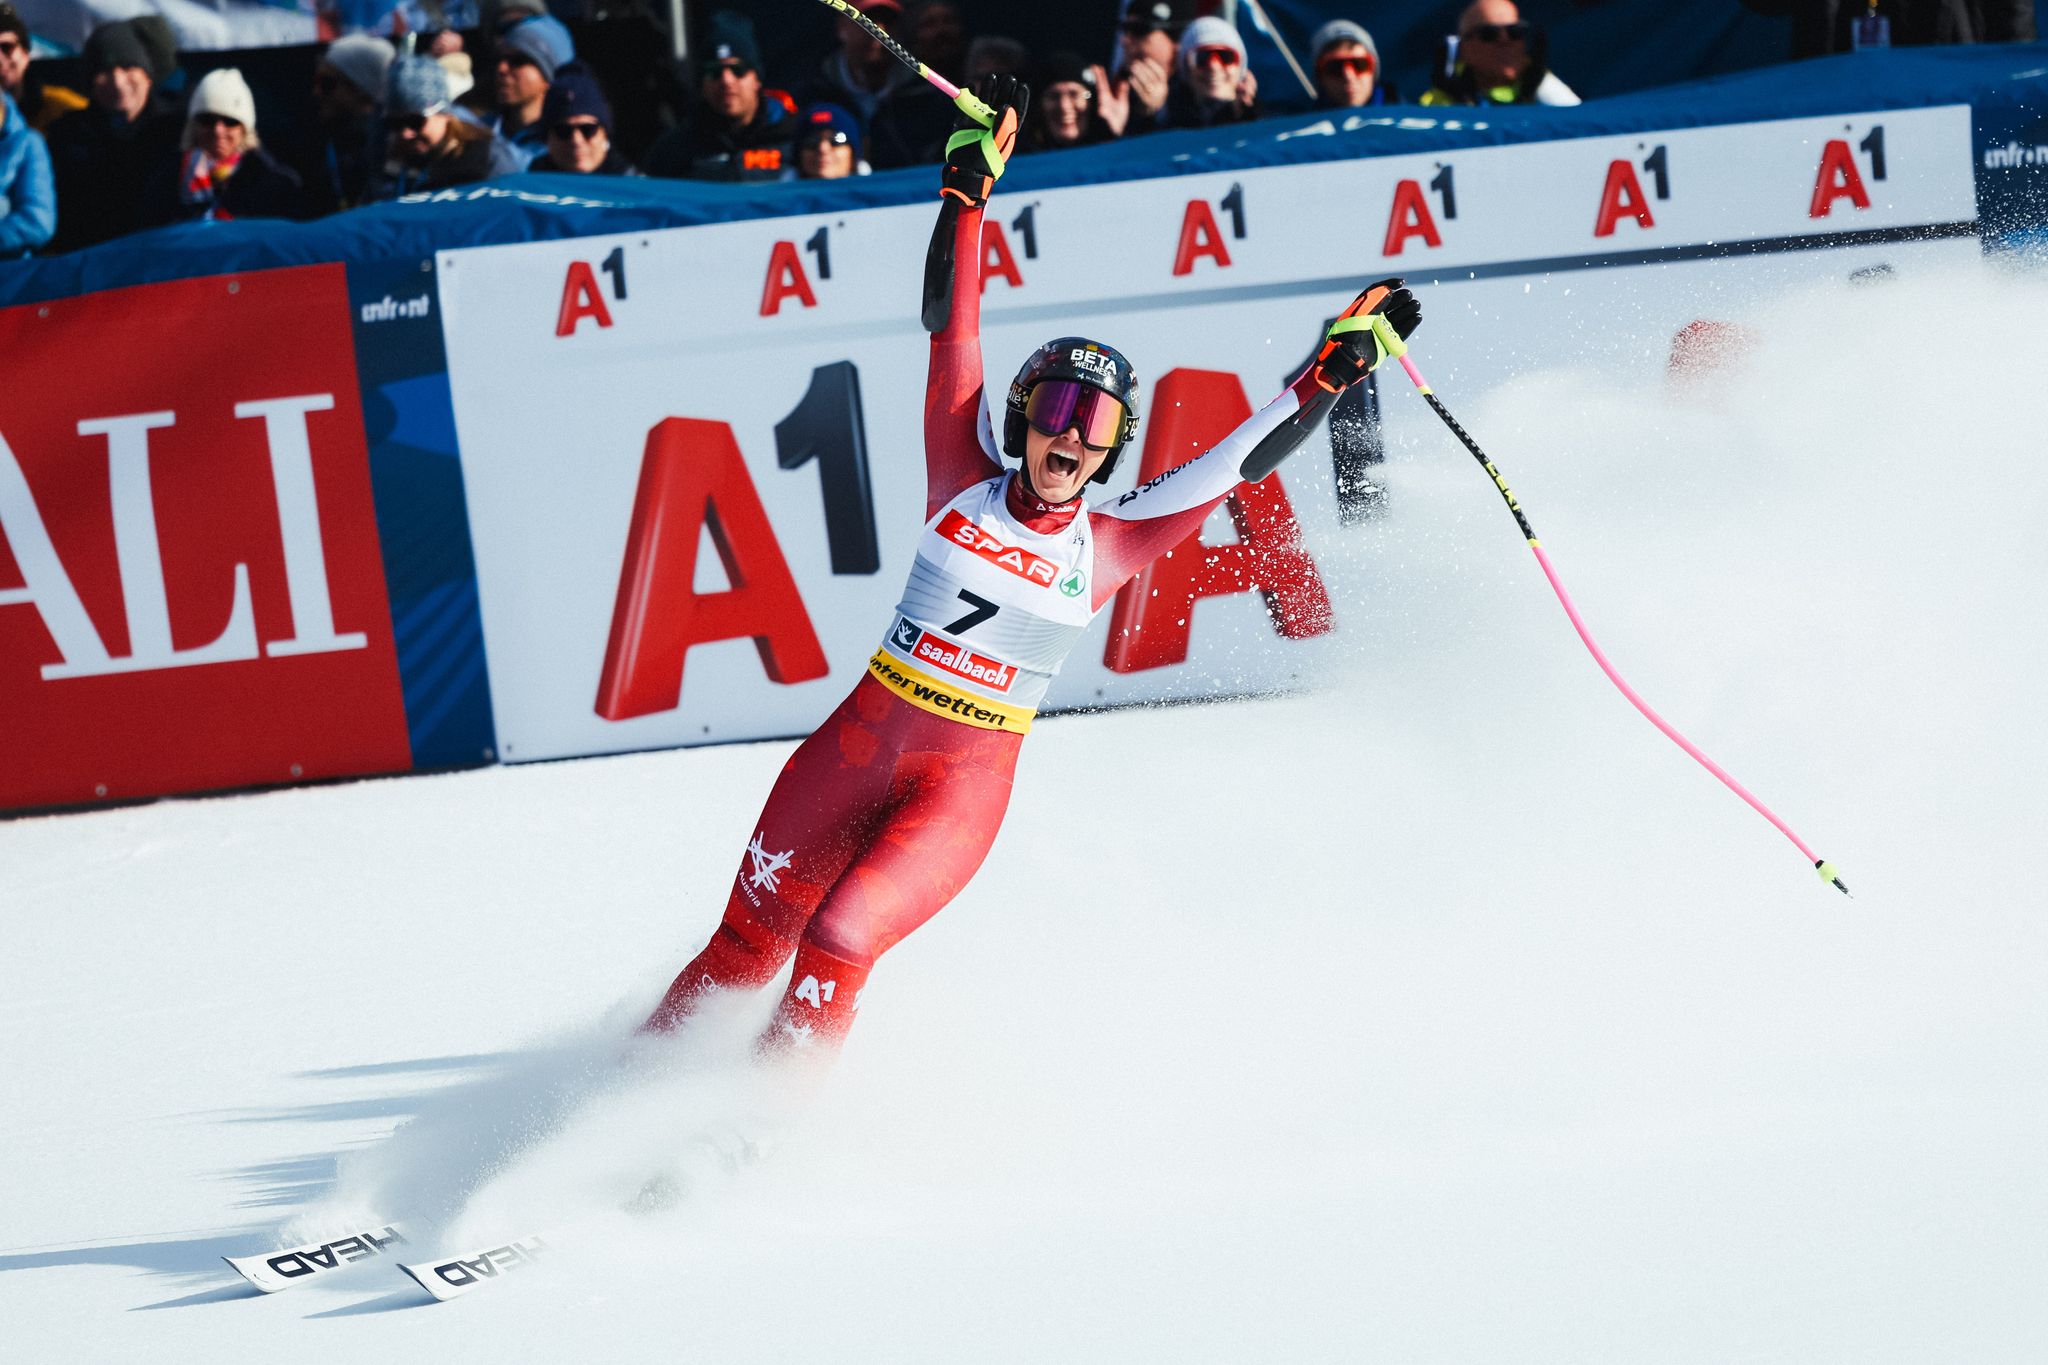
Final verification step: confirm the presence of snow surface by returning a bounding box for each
[5,262,2046,1362]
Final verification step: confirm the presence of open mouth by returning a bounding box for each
[1047,449,1082,481]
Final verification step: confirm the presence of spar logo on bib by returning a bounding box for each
[937,510,1058,587]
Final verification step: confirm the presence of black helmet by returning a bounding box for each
[1003,336,1141,484]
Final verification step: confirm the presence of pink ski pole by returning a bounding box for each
[1363,318,1848,895]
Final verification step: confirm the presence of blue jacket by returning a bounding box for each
[0,91,57,257]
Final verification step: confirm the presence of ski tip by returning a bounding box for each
[1816,859,1850,896]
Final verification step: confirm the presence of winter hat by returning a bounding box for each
[385,53,452,117]
[84,19,154,76]
[795,102,860,156]
[541,65,612,134]
[1121,0,1190,37]
[323,34,394,100]
[498,14,573,84]
[0,4,28,47]
[1176,16,1246,75]
[188,67,259,141]
[701,10,762,74]
[1310,19,1379,67]
[437,51,474,101]
[1036,50,1098,93]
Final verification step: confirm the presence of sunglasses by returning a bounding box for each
[1317,54,1375,79]
[193,111,242,130]
[1462,21,1531,42]
[1193,45,1240,69]
[707,60,754,79]
[0,38,25,57]
[1025,380,1127,452]
[549,119,604,140]
[386,112,434,134]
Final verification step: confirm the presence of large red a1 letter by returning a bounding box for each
[1104,369,1332,673]
[595,417,829,720]
[1593,159,1655,237]
[1808,139,1871,218]
[556,260,613,336]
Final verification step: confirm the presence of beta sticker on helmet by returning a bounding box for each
[1068,347,1117,380]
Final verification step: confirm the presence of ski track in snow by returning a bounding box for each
[3,263,2046,1362]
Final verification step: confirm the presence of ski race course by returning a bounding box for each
[5,263,2046,1361]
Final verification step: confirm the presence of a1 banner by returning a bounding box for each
[0,266,411,809]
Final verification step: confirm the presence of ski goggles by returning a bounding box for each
[1462,21,1531,43]
[1024,380,1127,451]
[1317,54,1375,79]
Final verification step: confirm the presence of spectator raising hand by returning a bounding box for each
[1111,0,1182,132]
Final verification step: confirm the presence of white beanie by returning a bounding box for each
[1310,18,1379,66]
[1177,15,1247,76]
[188,67,259,144]
[323,33,396,101]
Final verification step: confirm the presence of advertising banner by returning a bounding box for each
[0,265,411,808]
[439,106,1977,764]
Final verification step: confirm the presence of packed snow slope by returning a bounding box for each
[4,263,2045,1363]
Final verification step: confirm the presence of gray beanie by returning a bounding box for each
[324,34,395,100]
[385,54,452,117]
[1310,19,1379,66]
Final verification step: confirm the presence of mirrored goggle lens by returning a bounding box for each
[1025,379,1126,451]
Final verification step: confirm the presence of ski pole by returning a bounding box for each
[1359,316,1850,896]
[808,0,996,126]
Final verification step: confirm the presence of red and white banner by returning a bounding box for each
[437,106,1975,764]
[0,266,410,808]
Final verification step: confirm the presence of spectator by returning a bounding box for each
[490,13,574,166]
[366,53,523,199]
[1422,0,1579,107]
[165,68,305,222]
[1106,0,1183,135]
[904,0,968,83]
[644,11,795,181]
[44,19,182,253]
[792,102,867,178]
[0,3,86,132]
[534,66,635,174]
[0,82,55,256]
[1159,16,1261,131]
[1737,0,2034,56]
[1024,52,1113,153]
[805,0,951,169]
[300,34,392,214]
[1311,19,1393,108]
[962,35,1028,85]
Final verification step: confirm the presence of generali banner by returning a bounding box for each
[436,106,1975,764]
[0,266,411,808]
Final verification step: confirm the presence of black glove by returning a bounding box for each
[1311,278,1422,391]
[940,74,1029,208]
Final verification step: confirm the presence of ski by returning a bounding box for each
[222,1223,408,1292]
[397,1232,553,1302]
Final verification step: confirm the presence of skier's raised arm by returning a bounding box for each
[1087,278,1422,609]
[920,75,1029,521]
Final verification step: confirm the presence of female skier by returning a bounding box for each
[644,76,1421,1063]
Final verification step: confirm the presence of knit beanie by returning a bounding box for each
[700,10,763,75]
[498,14,573,84]
[84,19,153,75]
[1310,19,1379,67]
[323,34,395,100]
[540,65,612,134]
[385,53,452,116]
[188,67,259,143]
[1176,16,1246,76]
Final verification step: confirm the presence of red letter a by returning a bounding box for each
[1103,369,1333,673]
[760,241,818,316]
[1172,199,1233,276]
[556,260,613,337]
[981,220,1024,293]
[1382,179,1443,256]
[1808,140,1872,218]
[1593,159,1655,238]
[595,417,829,720]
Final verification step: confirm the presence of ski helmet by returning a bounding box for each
[1003,337,1141,484]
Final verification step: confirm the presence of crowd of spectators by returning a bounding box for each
[0,0,2036,260]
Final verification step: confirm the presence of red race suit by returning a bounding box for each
[645,201,1333,1061]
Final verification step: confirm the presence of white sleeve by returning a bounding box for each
[1090,385,1304,523]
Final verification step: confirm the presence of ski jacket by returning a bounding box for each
[870,202,1328,735]
[0,90,56,257]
